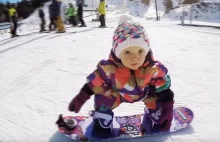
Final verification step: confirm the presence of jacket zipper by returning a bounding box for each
[130,70,142,94]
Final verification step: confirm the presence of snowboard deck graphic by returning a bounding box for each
[57,107,194,141]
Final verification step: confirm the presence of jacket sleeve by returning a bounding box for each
[86,61,110,95]
[73,7,76,15]
[149,61,171,93]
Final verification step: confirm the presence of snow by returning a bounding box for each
[1,2,220,142]
[167,2,220,23]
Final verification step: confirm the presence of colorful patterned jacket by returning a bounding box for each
[87,50,171,104]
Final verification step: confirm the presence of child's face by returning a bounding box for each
[119,46,147,70]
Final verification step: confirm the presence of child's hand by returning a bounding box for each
[149,101,174,131]
[68,92,90,113]
[143,96,157,110]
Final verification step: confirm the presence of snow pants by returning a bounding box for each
[99,14,106,26]
[94,90,174,133]
[56,16,65,32]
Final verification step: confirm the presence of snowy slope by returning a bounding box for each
[1,11,220,142]
[167,1,220,23]
[127,0,183,18]
[126,0,220,24]
[127,0,166,17]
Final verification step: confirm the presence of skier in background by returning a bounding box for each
[51,0,65,33]
[76,0,86,27]
[98,0,106,28]
[48,3,56,31]
[38,8,46,32]
[67,3,77,27]
[8,3,19,38]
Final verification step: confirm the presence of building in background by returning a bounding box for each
[128,0,148,17]
[84,0,99,7]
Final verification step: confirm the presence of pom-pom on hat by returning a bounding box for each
[112,14,150,58]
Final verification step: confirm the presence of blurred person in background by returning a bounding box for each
[98,0,106,28]
[48,3,56,31]
[51,0,65,33]
[9,3,19,38]
[67,3,77,27]
[76,0,86,27]
[38,8,46,32]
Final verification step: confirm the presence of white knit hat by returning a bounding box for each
[112,14,150,58]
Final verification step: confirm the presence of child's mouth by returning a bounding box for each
[131,63,138,66]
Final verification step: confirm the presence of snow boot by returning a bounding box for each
[79,25,86,27]
[56,30,66,33]
[90,110,114,138]
[98,25,107,28]
[11,34,19,38]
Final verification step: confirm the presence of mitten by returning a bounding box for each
[144,88,174,131]
[68,83,93,113]
[148,101,174,131]
[68,91,91,113]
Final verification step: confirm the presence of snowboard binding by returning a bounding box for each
[56,114,77,133]
[89,110,114,138]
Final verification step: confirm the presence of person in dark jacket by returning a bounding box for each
[38,8,46,32]
[51,0,65,32]
[48,4,56,31]
[76,0,86,27]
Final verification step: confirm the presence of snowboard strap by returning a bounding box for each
[93,111,112,124]
[90,111,114,128]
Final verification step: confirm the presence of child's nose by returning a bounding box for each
[131,53,138,60]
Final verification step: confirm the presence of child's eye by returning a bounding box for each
[125,51,130,54]
[138,50,143,53]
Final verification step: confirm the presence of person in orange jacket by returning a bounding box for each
[68,14,174,137]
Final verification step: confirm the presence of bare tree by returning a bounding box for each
[163,0,173,13]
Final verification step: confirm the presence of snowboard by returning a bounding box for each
[56,107,193,141]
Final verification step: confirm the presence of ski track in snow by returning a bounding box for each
[0,14,220,142]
